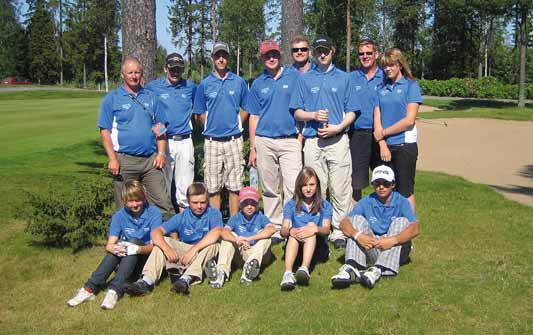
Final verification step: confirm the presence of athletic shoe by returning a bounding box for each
[243,259,260,281]
[332,239,346,249]
[123,279,154,296]
[204,258,218,283]
[331,264,362,289]
[361,266,382,289]
[295,265,311,286]
[100,289,118,310]
[209,269,226,289]
[66,287,95,307]
[172,275,191,295]
[280,271,296,291]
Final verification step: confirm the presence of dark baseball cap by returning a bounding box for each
[165,53,185,68]
[312,35,333,50]
[211,42,230,55]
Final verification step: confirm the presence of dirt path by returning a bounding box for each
[417,118,533,206]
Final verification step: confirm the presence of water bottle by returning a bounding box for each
[249,166,259,189]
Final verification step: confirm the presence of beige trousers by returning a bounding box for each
[303,134,352,241]
[217,237,271,277]
[142,237,219,282]
[255,136,302,237]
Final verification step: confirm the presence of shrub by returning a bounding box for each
[20,177,114,251]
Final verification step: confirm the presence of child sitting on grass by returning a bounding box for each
[279,167,332,291]
[204,186,276,287]
[67,180,162,310]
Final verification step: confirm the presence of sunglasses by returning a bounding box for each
[372,180,393,188]
[358,51,374,56]
[292,47,309,53]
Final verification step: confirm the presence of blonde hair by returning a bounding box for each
[121,180,146,204]
[186,182,208,200]
[381,48,414,80]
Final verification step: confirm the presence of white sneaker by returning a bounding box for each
[67,287,95,307]
[295,266,311,286]
[331,264,362,289]
[280,271,296,291]
[361,266,382,289]
[100,289,118,310]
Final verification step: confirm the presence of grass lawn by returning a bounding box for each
[423,98,533,121]
[0,91,532,334]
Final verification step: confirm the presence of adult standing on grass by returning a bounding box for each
[331,165,419,289]
[193,42,249,217]
[247,40,302,244]
[97,56,174,220]
[146,53,197,213]
[349,39,384,204]
[290,35,359,249]
[373,48,423,212]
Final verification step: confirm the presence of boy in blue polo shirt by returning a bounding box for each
[205,186,276,288]
[290,35,359,249]
[193,42,249,217]
[331,165,420,289]
[67,180,162,310]
[146,53,197,212]
[123,182,223,296]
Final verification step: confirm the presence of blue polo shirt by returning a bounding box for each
[108,204,163,245]
[283,198,333,229]
[289,65,360,138]
[378,77,423,145]
[145,77,196,137]
[97,86,167,156]
[286,62,317,74]
[193,71,248,137]
[348,191,417,236]
[161,206,223,245]
[350,67,384,129]
[246,68,299,137]
[226,211,271,246]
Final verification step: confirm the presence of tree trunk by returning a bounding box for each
[346,0,351,71]
[518,3,528,107]
[211,0,218,42]
[121,0,156,83]
[186,0,193,79]
[281,0,304,65]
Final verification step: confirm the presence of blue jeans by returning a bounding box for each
[84,253,138,296]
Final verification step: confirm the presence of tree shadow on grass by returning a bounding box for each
[75,139,108,175]
[516,165,533,179]
[490,184,533,197]
[440,99,533,110]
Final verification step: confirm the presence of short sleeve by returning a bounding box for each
[345,76,361,113]
[148,208,163,230]
[289,76,306,111]
[348,198,366,217]
[400,198,417,223]
[283,201,295,220]
[246,81,261,115]
[226,214,239,231]
[407,80,423,104]
[153,94,168,125]
[193,80,207,114]
[209,209,223,229]
[259,212,271,228]
[108,211,122,237]
[240,78,249,110]
[161,214,180,234]
[321,199,333,221]
[97,93,114,130]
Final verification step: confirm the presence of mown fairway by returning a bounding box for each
[0,91,532,334]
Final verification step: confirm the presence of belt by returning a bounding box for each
[350,128,373,133]
[265,134,298,139]
[169,134,191,140]
[204,133,242,142]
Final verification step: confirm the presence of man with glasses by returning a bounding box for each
[193,42,249,217]
[146,53,196,213]
[246,40,302,244]
[349,39,384,204]
[330,165,419,289]
[289,35,314,74]
[97,56,174,219]
[290,35,359,249]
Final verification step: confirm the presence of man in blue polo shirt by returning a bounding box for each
[247,40,302,243]
[288,35,315,74]
[349,39,384,204]
[97,56,174,220]
[193,42,249,217]
[331,165,420,289]
[146,53,197,212]
[290,35,359,249]
[123,182,223,296]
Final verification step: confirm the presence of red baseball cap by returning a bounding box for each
[260,40,281,55]
[239,186,259,204]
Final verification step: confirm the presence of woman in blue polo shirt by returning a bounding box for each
[279,167,332,291]
[373,48,423,213]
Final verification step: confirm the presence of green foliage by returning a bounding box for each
[20,175,113,251]
[419,76,533,99]
[0,1,25,78]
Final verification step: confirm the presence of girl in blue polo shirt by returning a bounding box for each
[66,180,161,310]
[279,167,332,291]
[373,48,423,213]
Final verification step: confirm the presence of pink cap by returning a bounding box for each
[260,40,281,55]
[239,186,259,204]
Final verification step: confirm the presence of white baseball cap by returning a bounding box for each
[371,165,395,183]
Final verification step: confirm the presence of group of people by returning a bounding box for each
[66,34,422,310]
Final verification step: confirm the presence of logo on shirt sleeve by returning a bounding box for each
[229,90,235,95]
[121,104,131,110]
[208,91,218,98]
[311,86,320,94]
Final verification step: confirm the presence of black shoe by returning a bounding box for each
[271,236,284,245]
[171,276,191,295]
[123,279,154,296]
[333,239,346,249]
